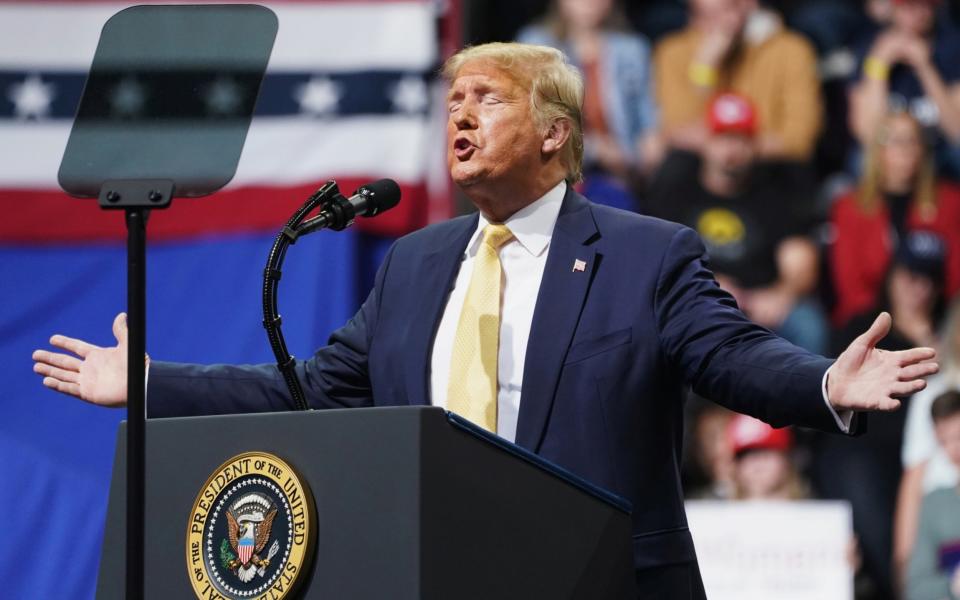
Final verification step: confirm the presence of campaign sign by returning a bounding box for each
[686,500,854,600]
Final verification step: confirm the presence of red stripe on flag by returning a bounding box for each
[0,179,428,243]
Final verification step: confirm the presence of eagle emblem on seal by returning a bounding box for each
[223,492,280,583]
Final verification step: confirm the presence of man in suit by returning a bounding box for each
[33,43,939,598]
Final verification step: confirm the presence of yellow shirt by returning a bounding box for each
[653,26,822,160]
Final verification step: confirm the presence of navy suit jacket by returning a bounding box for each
[150,188,840,583]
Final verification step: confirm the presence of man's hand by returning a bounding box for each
[868,31,905,64]
[827,312,938,413]
[32,312,130,407]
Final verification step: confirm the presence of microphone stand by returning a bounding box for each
[262,180,343,410]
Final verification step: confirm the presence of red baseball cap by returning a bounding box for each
[727,414,793,455]
[707,93,757,136]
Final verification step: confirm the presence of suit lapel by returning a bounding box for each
[515,190,599,451]
[404,215,478,406]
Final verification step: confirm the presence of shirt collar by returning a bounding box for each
[466,180,566,258]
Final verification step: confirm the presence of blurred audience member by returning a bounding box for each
[685,401,736,500]
[727,414,808,500]
[816,231,946,599]
[868,0,898,28]
[830,111,960,327]
[517,0,659,208]
[646,93,827,353]
[848,0,960,178]
[905,390,960,600]
[783,0,874,55]
[653,0,821,161]
[895,298,960,592]
[835,230,947,354]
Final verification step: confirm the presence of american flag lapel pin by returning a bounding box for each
[572,259,587,273]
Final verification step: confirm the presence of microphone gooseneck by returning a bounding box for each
[261,179,401,409]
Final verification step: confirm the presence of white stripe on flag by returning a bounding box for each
[231,115,433,187]
[0,2,437,71]
[0,116,432,188]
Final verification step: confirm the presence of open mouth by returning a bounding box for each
[453,137,475,159]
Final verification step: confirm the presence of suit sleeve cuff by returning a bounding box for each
[822,364,854,434]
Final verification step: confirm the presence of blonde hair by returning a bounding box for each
[857,111,937,219]
[442,42,585,183]
[940,297,960,385]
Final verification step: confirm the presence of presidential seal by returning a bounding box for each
[186,452,315,600]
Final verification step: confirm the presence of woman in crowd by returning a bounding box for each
[517,0,659,208]
[830,110,960,327]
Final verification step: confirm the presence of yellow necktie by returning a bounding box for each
[447,224,514,432]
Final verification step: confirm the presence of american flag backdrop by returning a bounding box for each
[0,1,457,596]
[0,0,455,241]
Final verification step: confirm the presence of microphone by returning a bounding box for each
[297,179,401,235]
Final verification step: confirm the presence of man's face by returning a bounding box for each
[557,0,614,30]
[888,265,937,315]
[446,61,546,192]
[880,114,924,187]
[734,449,790,499]
[692,0,754,31]
[892,0,936,37]
[935,413,960,468]
[702,131,755,181]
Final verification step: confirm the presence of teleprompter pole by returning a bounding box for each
[125,207,147,599]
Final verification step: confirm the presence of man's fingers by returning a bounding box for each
[890,379,926,397]
[41,377,81,399]
[877,397,902,412]
[32,349,82,372]
[34,362,80,384]
[855,312,892,350]
[895,347,937,366]
[112,312,128,346]
[49,334,96,358]
[899,361,939,381]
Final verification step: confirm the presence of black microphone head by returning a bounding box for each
[354,178,401,217]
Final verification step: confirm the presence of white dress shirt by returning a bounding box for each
[429,180,566,443]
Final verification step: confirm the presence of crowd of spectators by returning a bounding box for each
[501,1,960,599]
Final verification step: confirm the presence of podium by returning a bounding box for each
[96,407,635,599]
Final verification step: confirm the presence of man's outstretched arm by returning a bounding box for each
[655,226,938,429]
[32,243,394,415]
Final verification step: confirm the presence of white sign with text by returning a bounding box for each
[686,500,854,600]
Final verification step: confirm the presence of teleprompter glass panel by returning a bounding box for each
[58,4,277,198]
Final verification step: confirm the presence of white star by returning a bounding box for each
[204,77,243,116]
[294,76,341,117]
[110,77,146,117]
[390,76,428,114]
[7,74,55,120]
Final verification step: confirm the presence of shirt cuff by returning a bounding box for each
[822,364,854,434]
